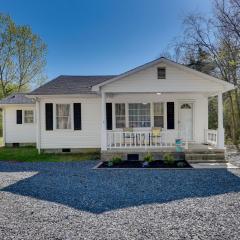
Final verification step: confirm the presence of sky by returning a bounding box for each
[0,0,212,80]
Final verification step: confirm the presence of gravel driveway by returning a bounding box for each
[1,161,240,240]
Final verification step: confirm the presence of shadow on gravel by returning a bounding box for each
[1,161,240,214]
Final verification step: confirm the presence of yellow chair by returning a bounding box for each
[151,127,161,145]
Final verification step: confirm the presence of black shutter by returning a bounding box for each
[74,103,81,130]
[106,103,112,130]
[16,110,22,124]
[167,102,175,129]
[45,103,53,130]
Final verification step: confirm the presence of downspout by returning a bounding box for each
[36,98,41,154]
[2,107,6,146]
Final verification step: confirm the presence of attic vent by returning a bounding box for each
[157,67,166,79]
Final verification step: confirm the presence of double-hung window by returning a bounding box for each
[56,104,71,129]
[154,102,164,128]
[24,110,34,123]
[128,103,151,128]
[115,103,125,128]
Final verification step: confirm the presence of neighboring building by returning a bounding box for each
[0,58,235,160]
[0,93,36,146]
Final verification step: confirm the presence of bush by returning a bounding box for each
[143,152,154,163]
[111,156,122,165]
[176,161,186,168]
[163,153,175,165]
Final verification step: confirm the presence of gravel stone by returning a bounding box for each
[0,160,240,239]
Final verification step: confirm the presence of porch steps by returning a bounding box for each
[185,151,226,163]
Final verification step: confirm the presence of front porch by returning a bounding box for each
[100,92,224,152]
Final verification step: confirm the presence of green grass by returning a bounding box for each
[0,146,100,162]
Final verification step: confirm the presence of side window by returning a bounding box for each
[24,110,34,123]
[115,103,126,128]
[154,103,164,128]
[56,104,71,129]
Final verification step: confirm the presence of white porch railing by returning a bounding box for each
[205,129,218,146]
[107,130,186,149]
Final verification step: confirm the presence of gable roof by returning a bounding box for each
[0,93,35,105]
[92,57,235,92]
[29,75,117,95]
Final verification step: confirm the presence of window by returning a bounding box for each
[181,103,192,109]
[157,67,166,79]
[154,103,164,128]
[56,104,71,129]
[24,110,34,123]
[129,103,151,128]
[115,103,125,128]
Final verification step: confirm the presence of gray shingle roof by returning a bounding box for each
[29,75,117,95]
[0,93,35,105]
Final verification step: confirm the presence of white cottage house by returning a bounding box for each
[0,58,235,160]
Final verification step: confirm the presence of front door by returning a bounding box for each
[179,103,193,141]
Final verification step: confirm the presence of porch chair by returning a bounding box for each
[151,127,162,146]
[123,128,135,146]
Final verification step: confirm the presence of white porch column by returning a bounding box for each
[217,92,225,149]
[101,91,107,150]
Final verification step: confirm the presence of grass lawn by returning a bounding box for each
[0,146,100,162]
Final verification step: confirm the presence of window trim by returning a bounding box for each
[54,103,73,131]
[153,102,164,128]
[23,110,34,124]
[128,103,151,128]
[115,103,126,129]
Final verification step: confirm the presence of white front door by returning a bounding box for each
[179,103,193,141]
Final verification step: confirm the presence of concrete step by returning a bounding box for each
[185,153,225,161]
[187,159,228,163]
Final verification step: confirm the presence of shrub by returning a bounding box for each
[163,153,175,165]
[176,161,186,168]
[143,152,154,163]
[111,156,122,165]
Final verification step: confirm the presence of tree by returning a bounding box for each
[0,13,46,97]
[166,0,240,146]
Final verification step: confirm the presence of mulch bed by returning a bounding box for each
[98,160,192,169]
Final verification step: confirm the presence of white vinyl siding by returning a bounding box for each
[4,105,36,143]
[40,96,101,149]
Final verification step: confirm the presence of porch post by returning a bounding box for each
[101,91,107,150]
[217,92,225,149]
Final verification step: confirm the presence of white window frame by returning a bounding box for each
[153,102,164,128]
[54,103,73,130]
[23,109,34,124]
[128,103,151,128]
[115,103,126,129]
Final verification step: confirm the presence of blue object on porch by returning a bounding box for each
[175,138,183,152]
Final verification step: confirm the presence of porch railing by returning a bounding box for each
[205,129,218,146]
[107,130,184,149]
